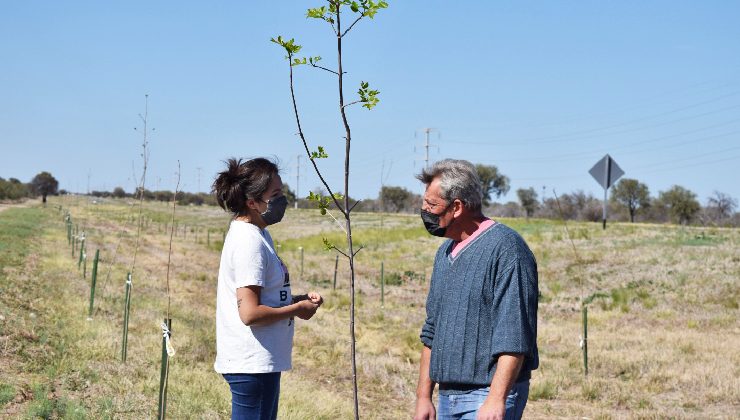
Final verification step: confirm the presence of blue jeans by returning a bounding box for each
[222,373,281,420]
[438,380,529,420]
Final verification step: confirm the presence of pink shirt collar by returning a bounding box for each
[450,218,496,258]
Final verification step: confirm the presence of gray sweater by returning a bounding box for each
[420,223,539,394]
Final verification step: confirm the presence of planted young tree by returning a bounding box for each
[158,162,180,420]
[121,94,153,361]
[271,1,388,417]
[610,178,650,223]
[659,185,700,225]
[131,95,153,272]
[517,187,538,220]
[30,171,59,203]
[475,164,510,207]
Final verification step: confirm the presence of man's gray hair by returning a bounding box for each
[416,159,483,211]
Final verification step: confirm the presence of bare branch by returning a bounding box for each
[342,100,361,109]
[164,161,181,320]
[349,200,361,213]
[287,53,347,216]
[352,245,364,258]
[332,246,350,259]
[341,15,363,37]
[310,62,340,75]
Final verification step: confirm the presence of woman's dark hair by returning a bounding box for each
[212,157,279,216]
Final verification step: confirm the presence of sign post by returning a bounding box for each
[589,154,624,230]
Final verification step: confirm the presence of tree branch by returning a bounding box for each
[310,62,340,75]
[342,100,361,109]
[332,246,350,259]
[341,15,363,37]
[349,200,361,213]
[352,245,364,258]
[287,53,347,216]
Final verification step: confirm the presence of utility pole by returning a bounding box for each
[87,170,91,195]
[196,167,203,193]
[379,160,392,228]
[415,128,438,169]
[295,155,300,209]
[424,128,431,169]
[542,185,547,205]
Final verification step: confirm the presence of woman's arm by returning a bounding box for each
[237,286,318,326]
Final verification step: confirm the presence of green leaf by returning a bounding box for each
[310,146,329,159]
[357,81,381,110]
[322,237,333,251]
[306,6,327,19]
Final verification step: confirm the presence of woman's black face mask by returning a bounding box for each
[260,195,288,225]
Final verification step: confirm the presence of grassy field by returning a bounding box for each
[1,196,738,419]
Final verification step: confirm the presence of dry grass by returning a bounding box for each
[0,196,738,418]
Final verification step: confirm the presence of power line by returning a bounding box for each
[444,101,740,146]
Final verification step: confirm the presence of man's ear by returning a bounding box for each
[453,199,464,217]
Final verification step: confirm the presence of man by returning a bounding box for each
[413,159,539,420]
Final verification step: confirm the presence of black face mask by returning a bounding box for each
[260,195,288,225]
[420,205,452,237]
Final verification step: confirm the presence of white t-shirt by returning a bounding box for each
[214,220,293,373]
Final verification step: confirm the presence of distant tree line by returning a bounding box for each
[5,167,736,227]
[0,172,59,202]
[490,179,738,227]
[89,187,219,207]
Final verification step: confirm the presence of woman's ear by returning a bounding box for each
[245,198,259,211]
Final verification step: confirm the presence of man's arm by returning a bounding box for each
[413,345,437,420]
[476,353,524,420]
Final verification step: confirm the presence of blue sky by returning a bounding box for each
[2,1,739,204]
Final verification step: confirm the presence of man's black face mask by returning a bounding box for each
[420,203,453,237]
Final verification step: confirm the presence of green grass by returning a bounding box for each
[529,379,558,401]
[0,383,15,406]
[0,207,46,274]
[3,198,738,418]
[279,225,429,252]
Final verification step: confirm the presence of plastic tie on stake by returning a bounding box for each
[161,322,175,357]
[579,336,584,349]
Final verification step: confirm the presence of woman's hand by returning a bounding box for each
[294,299,319,320]
[307,291,323,306]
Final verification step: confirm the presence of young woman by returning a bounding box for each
[212,157,323,420]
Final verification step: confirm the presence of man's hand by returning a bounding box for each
[413,396,436,420]
[476,398,505,420]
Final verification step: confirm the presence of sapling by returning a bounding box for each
[272,1,388,417]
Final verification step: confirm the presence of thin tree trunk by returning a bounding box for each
[336,7,359,419]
